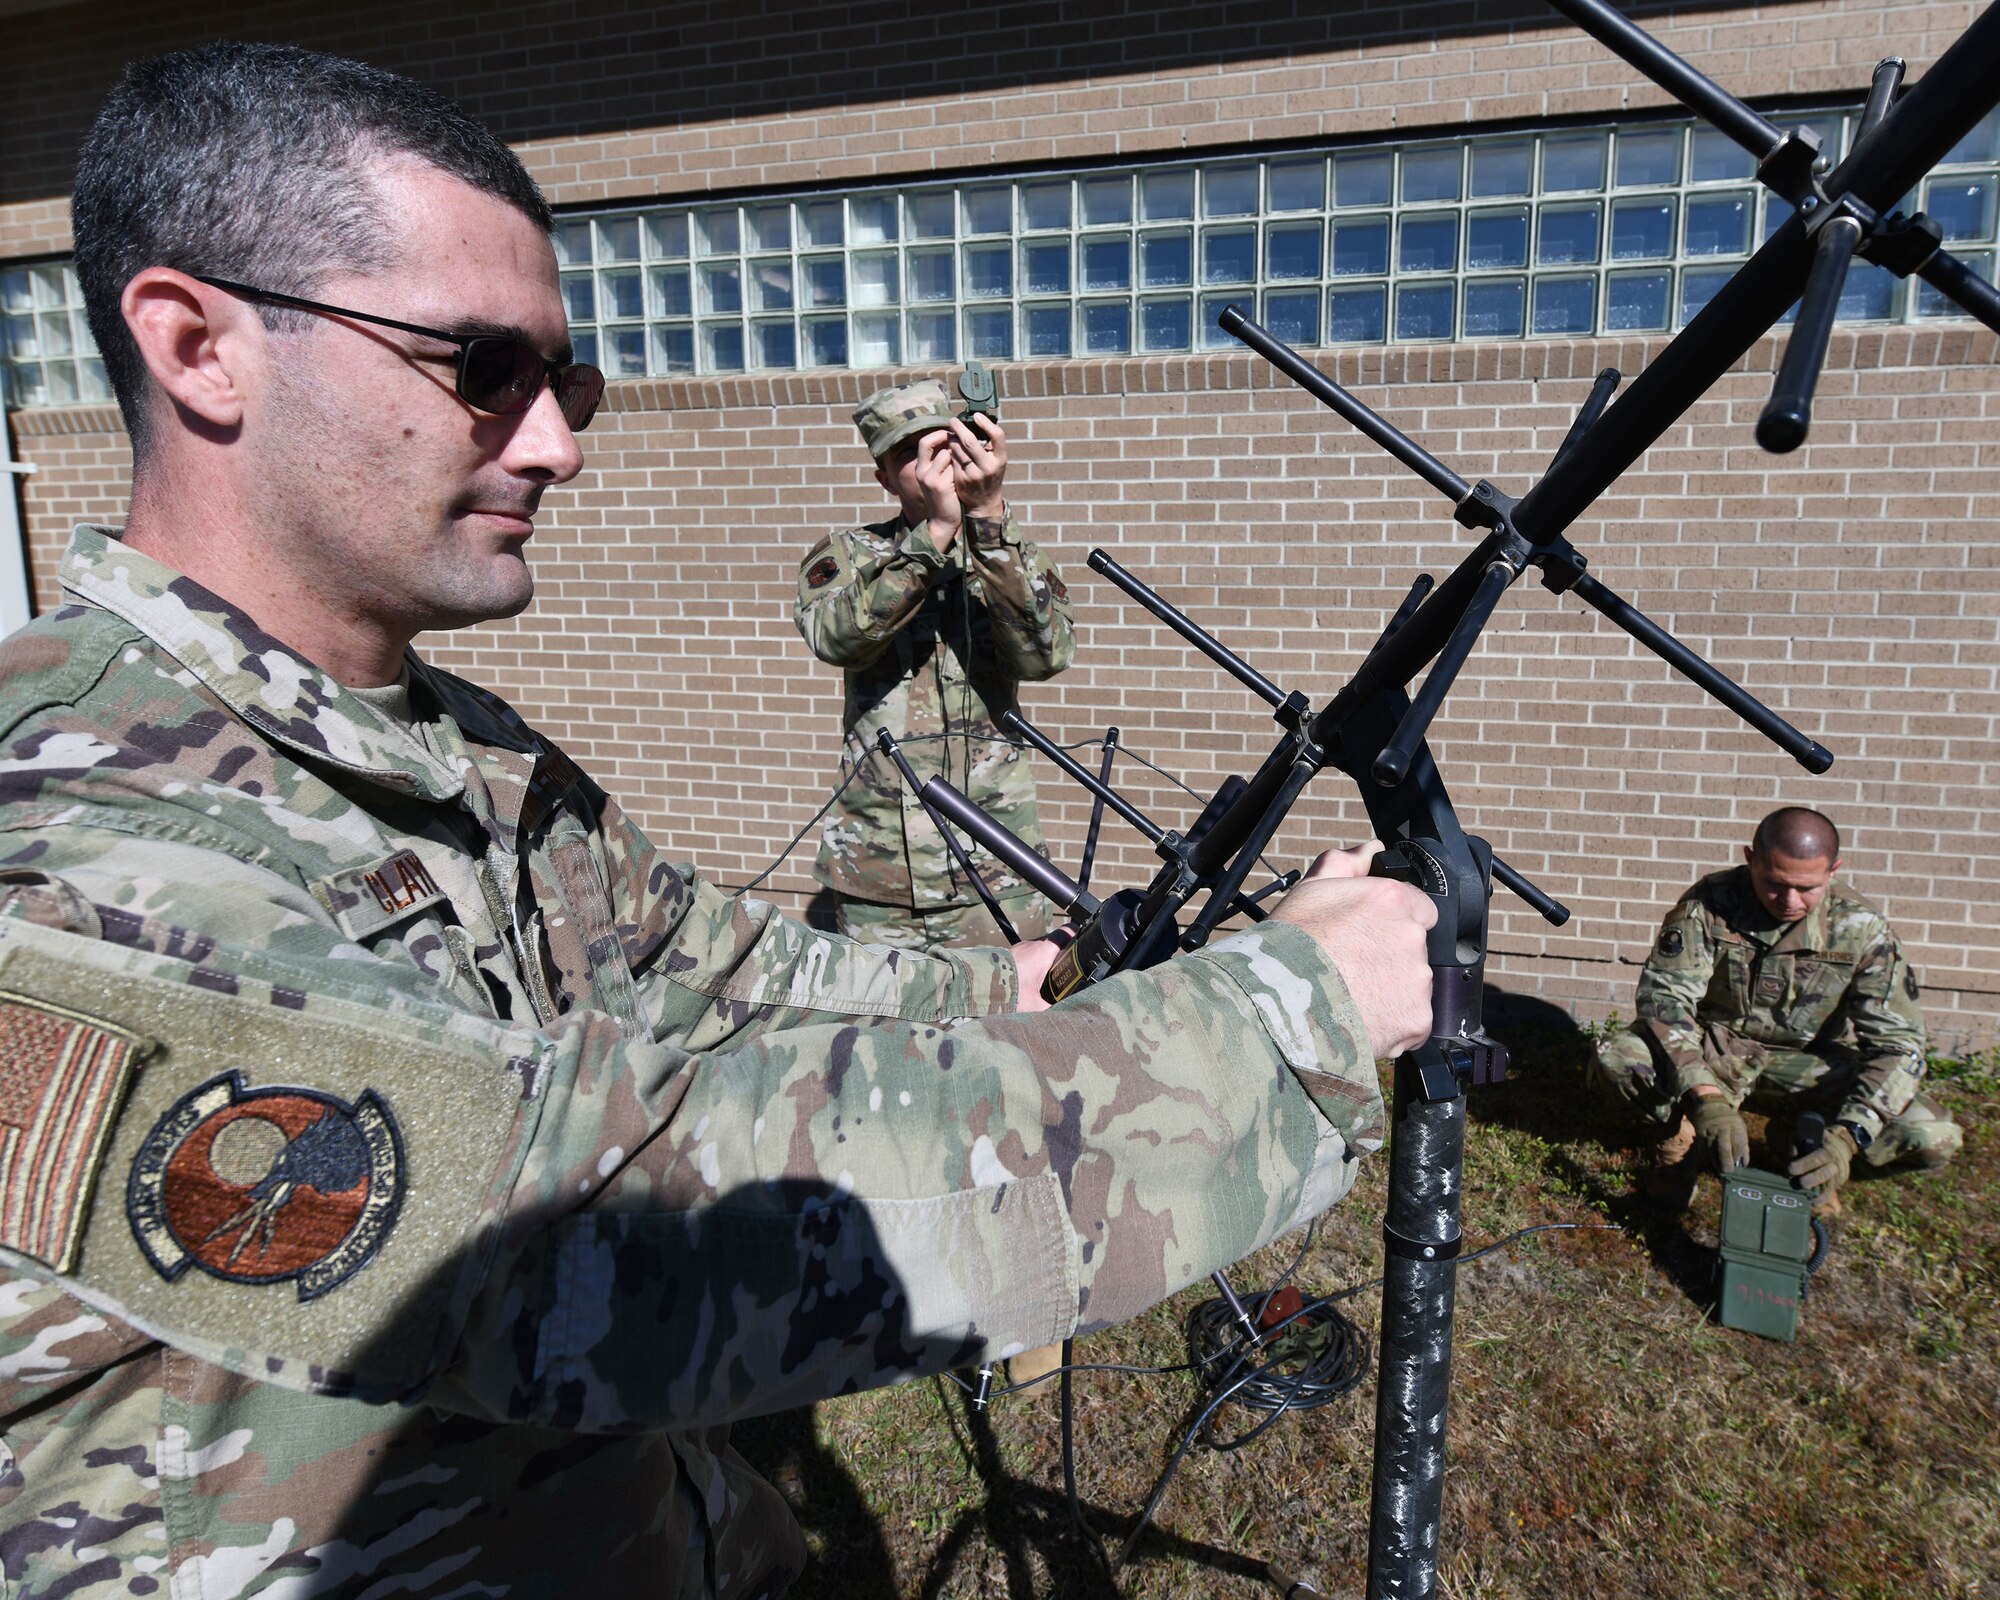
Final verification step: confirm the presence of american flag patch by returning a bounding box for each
[0,994,146,1272]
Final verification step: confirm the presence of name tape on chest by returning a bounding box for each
[313,851,447,941]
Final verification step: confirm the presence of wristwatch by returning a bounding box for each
[1835,1118,1874,1151]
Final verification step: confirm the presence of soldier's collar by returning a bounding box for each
[1726,864,1832,953]
[58,525,465,801]
[1769,893,1833,954]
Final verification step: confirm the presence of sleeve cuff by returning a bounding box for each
[938,943,1019,1017]
[964,510,1016,551]
[1834,1103,1886,1143]
[893,521,954,572]
[1671,1056,1723,1098]
[1181,921,1385,1156]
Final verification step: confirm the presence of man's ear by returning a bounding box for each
[873,463,894,498]
[1743,845,1757,870]
[120,269,257,431]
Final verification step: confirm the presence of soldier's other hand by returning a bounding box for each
[1273,849,1436,1060]
[1788,1124,1856,1193]
[948,415,1007,519]
[1687,1092,1751,1172]
[916,430,962,550]
[1009,925,1074,1014]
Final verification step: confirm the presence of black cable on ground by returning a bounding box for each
[1801,1214,1833,1297]
[1058,1339,1116,1577]
[1186,1287,1371,1444]
[1108,1220,1622,1569]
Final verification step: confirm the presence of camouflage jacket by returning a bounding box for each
[0,526,1381,1599]
[1634,865,1929,1138]
[794,510,1073,909]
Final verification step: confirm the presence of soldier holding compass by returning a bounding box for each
[796,374,1074,952]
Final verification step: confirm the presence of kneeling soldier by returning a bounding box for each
[1596,806,1961,1216]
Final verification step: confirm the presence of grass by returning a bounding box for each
[733,1015,1999,1599]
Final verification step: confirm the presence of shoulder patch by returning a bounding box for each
[1046,571,1070,603]
[1905,968,1920,1000]
[805,555,841,590]
[0,994,149,1272]
[127,1071,403,1302]
[1657,928,1685,958]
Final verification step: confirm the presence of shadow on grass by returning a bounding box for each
[903,1377,1276,1599]
[1476,982,1720,1311]
[731,1403,900,1600]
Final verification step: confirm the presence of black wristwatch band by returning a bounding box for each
[1835,1118,1873,1151]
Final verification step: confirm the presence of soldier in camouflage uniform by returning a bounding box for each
[0,44,1440,1599]
[795,380,1073,952]
[1595,807,1960,1214]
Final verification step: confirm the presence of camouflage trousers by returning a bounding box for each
[832,891,1054,952]
[1595,1020,1962,1167]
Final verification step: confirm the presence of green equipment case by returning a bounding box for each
[1717,1166,1818,1341]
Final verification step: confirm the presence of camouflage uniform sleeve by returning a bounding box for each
[1632,889,1720,1095]
[794,521,952,670]
[1834,924,1929,1139]
[591,791,1018,1042]
[962,509,1075,683]
[0,878,1378,1435]
[640,859,1017,1039]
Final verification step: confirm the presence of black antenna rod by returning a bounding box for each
[875,731,1021,943]
[1088,550,1290,708]
[1075,726,1120,892]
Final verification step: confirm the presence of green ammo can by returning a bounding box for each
[1716,1166,1819,1341]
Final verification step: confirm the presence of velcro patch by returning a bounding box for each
[0,926,530,1399]
[1657,928,1685,957]
[0,993,148,1272]
[806,555,841,590]
[312,851,448,941]
[1905,968,1920,1000]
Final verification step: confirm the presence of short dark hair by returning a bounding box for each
[1753,805,1841,863]
[71,43,553,457]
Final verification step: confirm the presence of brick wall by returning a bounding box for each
[16,323,1999,1049]
[1,0,1981,248]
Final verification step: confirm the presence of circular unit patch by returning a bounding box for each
[127,1071,404,1301]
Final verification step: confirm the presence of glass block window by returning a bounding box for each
[537,107,1997,372]
[7,107,2000,403]
[2,263,108,407]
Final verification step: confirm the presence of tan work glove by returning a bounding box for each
[1688,1093,1750,1173]
[1787,1125,1858,1195]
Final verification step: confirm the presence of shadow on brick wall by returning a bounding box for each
[3,0,1811,205]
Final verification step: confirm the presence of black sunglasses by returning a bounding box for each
[195,274,606,432]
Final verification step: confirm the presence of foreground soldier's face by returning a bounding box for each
[1743,845,1841,923]
[250,154,584,641]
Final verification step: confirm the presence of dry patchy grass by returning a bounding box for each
[734,1021,1998,1599]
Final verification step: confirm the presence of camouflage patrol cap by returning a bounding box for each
[854,380,954,460]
